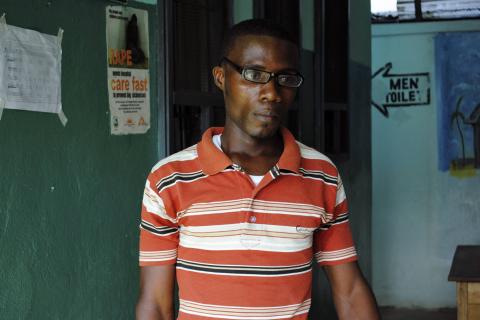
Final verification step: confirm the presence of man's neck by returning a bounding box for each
[220,124,283,175]
[222,125,282,155]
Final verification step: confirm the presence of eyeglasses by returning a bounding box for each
[221,57,303,88]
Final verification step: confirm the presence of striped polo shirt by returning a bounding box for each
[139,127,357,320]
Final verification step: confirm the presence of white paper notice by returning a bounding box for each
[0,17,63,119]
[106,6,150,135]
[0,15,7,116]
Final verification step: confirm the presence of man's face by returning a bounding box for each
[213,35,299,139]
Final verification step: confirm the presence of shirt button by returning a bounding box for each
[249,216,256,223]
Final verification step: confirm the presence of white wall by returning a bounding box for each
[372,20,480,308]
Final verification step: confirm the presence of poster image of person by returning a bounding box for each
[126,14,146,66]
[107,7,149,69]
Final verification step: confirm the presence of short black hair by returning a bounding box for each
[221,19,298,58]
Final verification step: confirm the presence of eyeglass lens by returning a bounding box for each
[243,69,302,87]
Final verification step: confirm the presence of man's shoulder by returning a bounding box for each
[150,144,199,174]
[295,140,336,168]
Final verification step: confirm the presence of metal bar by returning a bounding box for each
[173,91,224,107]
[314,0,325,152]
[324,103,348,111]
[155,0,168,158]
[165,0,175,155]
[200,106,212,133]
[415,0,423,21]
[253,0,265,18]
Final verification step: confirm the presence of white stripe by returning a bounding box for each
[326,213,349,225]
[181,299,310,311]
[319,218,349,230]
[180,222,316,234]
[142,181,177,223]
[175,267,311,277]
[299,168,337,181]
[185,198,326,212]
[140,249,177,262]
[176,259,312,277]
[158,170,204,187]
[278,171,299,177]
[297,141,334,164]
[158,174,208,193]
[140,249,177,256]
[177,259,310,270]
[332,218,349,226]
[179,224,314,252]
[336,175,346,205]
[299,175,338,187]
[179,198,330,221]
[140,258,176,262]
[269,170,275,179]
[318,217,349,230]
[151,145,198,172]
[139,223,179,236]
[178,237,311,252]
[315,247,357,263]
[179,299,310,319]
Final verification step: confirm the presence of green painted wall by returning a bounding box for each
[346,0,372,282]
[0,0,161,318]
[233,0,253,24]
[300,0,314,51]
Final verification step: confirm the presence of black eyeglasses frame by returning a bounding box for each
[220,57,304,88]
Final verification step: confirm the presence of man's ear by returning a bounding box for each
[212,66,225,91]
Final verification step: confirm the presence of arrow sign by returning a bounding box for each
[372,62,430,117]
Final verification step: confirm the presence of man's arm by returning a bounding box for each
[323,261,380,320]
[136,265,175,320]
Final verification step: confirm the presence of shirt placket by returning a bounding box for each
[232,164,282,249]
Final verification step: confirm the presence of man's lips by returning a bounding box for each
[253,111,279,122]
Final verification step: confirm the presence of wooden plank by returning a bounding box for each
[458,282,468,320]
[468,283,480,304]
[468,304,480,320]
[449,246,480,282]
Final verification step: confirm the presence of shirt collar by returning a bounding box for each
[277,127,301,174]
[197,127,301,176]
[197,127,233,175]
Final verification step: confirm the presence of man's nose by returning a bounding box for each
[259,79,282,103]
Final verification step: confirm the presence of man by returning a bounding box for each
[136,19,379,320]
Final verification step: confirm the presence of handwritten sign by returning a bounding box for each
[372,62,430,117]
[0,16,65,124]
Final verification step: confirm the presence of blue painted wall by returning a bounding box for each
[372,20,480,308]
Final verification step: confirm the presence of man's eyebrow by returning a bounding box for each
[243,63,266,69]
[244,64,299,73]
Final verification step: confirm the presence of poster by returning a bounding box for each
[106,6,150,135]
[436,32,480,176]
[0,14,65,124]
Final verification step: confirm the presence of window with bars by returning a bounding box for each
[166,0,351,160]
[253,0,302,140]
[166,0,231,154]
[372,0,480,23]
[254,0,350,159]
[317,0,350,159]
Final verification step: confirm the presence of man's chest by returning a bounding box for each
[171,171,332,252]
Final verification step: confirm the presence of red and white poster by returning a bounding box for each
[106,6,150,135]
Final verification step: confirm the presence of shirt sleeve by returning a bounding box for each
[139,171,179,266]
[313,174,358,266]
